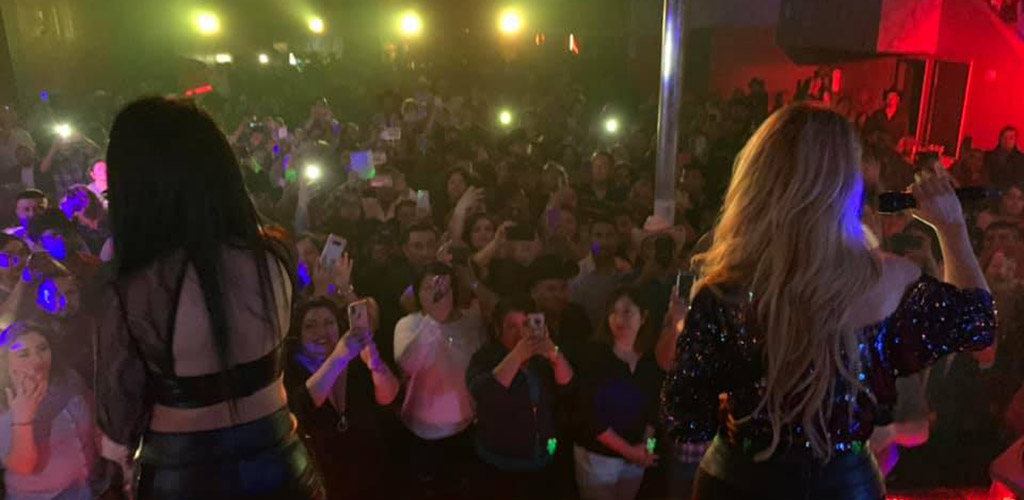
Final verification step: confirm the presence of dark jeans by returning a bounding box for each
[693,436,885,500]
[402,427,475,500]
[138,408,324,500]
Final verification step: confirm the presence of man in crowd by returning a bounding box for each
[528,254,591,363]
[986,126,1024,189]
[364,222,439,363]
[27,208,100,283]
[571,216,628,328]
[577,152,625,219]
[0,107,35,185]
[5,189,48,242]
[863,88,909,152]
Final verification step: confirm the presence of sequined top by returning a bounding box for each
[661,274,996,458]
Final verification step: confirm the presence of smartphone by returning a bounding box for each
[507,224,535,242]
[676,271,696,299]
[381,127,402,142]
[527,313,546,338]
[348,299,370,331]
[320,234,347,270]
[432,275,451,303]
[416,190,431,214]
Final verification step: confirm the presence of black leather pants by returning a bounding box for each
[693,436,885,500]
[137,408,325,500]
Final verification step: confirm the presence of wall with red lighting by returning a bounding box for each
[700,24,899,119]
[933,0,1024,151]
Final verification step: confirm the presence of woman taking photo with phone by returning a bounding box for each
[466,296,574,499]
[96,97,323,500]
[285,297,401,500]
[662,103,995,500]
[574,287,664,500]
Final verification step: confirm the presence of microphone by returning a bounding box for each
[877,187,1000,214]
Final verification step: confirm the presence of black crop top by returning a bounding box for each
[95,249,292,446]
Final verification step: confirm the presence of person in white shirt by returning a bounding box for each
[393,262,485,498]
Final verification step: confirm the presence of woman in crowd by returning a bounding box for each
[574,287,663,500]
[0,321,105,500]
[977,183,1024,232]
[662,103,994,499]
[285,297,401,500]
[463,213,499,254]
[96,97,323,499]
[394,262,485,499]
[466,296,574,499]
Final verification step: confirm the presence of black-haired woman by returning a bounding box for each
[574,287,664,500]
[285,298,401,500]
[95,97,323,500]
[0,322,106,500]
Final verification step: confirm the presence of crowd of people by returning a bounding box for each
[0,65,1010,500]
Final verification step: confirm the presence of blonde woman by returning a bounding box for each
[661,103,995,500]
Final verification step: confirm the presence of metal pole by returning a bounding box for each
[653,0,685,225]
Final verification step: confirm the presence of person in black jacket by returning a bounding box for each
[466,296,575,500]
[574,287,664,500]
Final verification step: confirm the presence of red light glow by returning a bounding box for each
[184,84,214,97]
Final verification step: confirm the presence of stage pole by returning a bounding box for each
[653,0,685,225]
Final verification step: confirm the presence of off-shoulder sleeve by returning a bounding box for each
[878,275,996,377]
[661,288,731,443]
[95,285,151,448]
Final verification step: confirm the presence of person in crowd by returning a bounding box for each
[285,297,401,500]
[85,160,108,203]
[294,232,325,290]
[951,147,989,188]
[977,183,1024,232]
[0,234,28,304]
[466,296,575,499]
[447,185,487,249]
[0,321,108,500]
[5,190,47,242]
[461,213,498,254]
[480,223,541,297]
[60,185,112,258]
[438,167,474,225]
[38,130,101,198]
[394,262,485,499]
[27,209,100,282]
[863,88,909,152]
[577,152,625,218]
[662,103,994,500]
[574,287,663,500]
[95,97,323,499]
[0,108,35,185]
[986,126,1024,189]
[527,255,592,363]
[572,217,629,328]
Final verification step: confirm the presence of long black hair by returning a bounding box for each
[106,97,290,390]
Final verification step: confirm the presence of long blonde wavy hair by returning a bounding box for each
[693,103,883,461]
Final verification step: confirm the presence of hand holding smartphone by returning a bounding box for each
[320,234,347,272]
[348,299,371,332]
[527,313,547,338]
